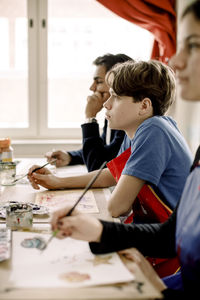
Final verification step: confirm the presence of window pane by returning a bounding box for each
[0,0,28,128]
[48,0,153,128]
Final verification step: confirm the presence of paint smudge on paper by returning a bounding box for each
[21,237,46,250]
[10,231,135,289]
[35,189,99,214]
[51,254,77,265]
[87,255,113,266]
[60,271,91,282]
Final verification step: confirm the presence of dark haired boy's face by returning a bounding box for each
[89,65,110,103]
[170,13,200,101]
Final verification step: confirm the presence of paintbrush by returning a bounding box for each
[41,161,107,251]
[11,159,57,184]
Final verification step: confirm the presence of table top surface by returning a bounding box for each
[0,159,161,300]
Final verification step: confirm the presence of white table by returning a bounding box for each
[0,159,162,300]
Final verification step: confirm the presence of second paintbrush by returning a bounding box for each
[12,159,57,184]
[42,160,107,251]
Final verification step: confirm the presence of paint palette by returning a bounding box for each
[0,228,11,262]
[0,201,49,219]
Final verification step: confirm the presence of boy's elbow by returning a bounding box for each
[107,202,121,218]
[108,201,132,218]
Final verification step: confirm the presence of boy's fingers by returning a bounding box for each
[55,230,70,239]
[51,151,61,158]
[32,172,49,180]
[28,177,40,190]
[51,207,74,229]
[119,248,141,263]
[28,165,40,175]
[32,173,43,180]
[45,151,52,158]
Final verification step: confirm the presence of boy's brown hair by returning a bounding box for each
[106,60,176,116]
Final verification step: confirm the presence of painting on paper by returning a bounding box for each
[35,189,99,214]
[7,231,134,288]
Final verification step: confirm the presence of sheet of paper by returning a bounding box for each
[34,189,99,214]
[0,228,11,262]
[8,231,134,288]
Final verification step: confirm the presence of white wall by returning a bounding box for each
[12,139,81,158]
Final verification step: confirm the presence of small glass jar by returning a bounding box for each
[6,203,33,229]
[0,138,13,163]
[0,162,16,186]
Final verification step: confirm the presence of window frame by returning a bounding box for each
[0,0,154,141]
[0,0,82,140]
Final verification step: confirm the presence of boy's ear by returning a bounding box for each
[139,97,152,115]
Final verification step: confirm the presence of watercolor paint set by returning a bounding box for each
[0,201,49,219]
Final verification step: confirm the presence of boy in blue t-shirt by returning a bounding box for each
[104,60,192,218]
[117,116,190,211]
[28,60,192,220]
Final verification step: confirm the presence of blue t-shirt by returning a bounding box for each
[118,116,192,209]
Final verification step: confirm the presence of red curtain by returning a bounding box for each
[96,0,176,63]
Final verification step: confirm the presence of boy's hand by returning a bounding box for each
[45,150,72,167]
[28,165,61,190]
[51,206,103,242]
[85,91,109,118]
[119,248,166,292]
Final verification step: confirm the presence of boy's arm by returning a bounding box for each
[67,149,84,165]
[90,207,177,258]
[107,174,145,217]
[28,167,116,190]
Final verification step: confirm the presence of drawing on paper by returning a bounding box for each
[8,231,134,289]
[87,255,113,266]
[51,255,77,265]
[34,189,99,214]
[59,271,91,282]
[21,237,46,250]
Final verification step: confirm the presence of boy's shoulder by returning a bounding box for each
[133,116,179,142]
[139,116,177,131]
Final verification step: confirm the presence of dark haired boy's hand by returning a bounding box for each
[85,91,108,118]
[45,150,71,167]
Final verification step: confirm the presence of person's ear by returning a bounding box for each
[139,98,152,115]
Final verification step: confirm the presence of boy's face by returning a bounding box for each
[89,65,110,103]
[170,13,200,101]
[104,88,142,137]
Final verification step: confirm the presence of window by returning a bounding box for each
[0,0,153,140]
[0,0,28,130]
